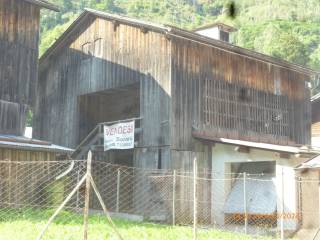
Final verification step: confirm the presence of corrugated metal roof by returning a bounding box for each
[224,177,277,215]
[22,0,59,11]
[296,155,320,169]
[0,134,73,153]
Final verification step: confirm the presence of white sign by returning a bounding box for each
[104,121,135,151]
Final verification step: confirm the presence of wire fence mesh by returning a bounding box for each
[0,158,318,239]
[0,159,87,240]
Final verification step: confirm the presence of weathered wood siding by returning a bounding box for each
[0,0,40,105]
[0,147,57,162]
[171,38,312,152]
[35,16,172,168]
[0,147,65,208]
[0,0,40,135]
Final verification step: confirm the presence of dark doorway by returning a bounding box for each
[78,83,140,166]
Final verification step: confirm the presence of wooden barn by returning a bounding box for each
[34,9,319,229]
[0,0,58,135]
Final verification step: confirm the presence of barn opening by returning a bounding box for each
[78,83,140,166]
[224,161,277,227]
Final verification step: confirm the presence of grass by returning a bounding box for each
[0,209,282,240]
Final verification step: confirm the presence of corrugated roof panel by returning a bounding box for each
[297,154,320,169]
[193,132,319,154]
[224,177,277,215]
[0,134,73,153]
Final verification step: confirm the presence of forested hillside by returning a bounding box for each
[40,0,320,90]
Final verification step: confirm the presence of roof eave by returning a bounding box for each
[193,23,237,32]
[23,0,59,12]
[0,143,73,153]
[170,27,318,76]
[192,131,319,155]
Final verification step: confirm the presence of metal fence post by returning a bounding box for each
[172,170,176,225]
[116,169,121,213]
[243,172,248,235]
[76,166,80,209]
[193,157,197,240]
[83,151,92,240]
[281,168,285,240]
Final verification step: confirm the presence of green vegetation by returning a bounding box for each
[0,208,282,240]
[40,0,320,90]
[26,109,33,127]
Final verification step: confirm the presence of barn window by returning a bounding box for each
[220,30,229,42]
[274,78,281,95]
[203,79,289,139]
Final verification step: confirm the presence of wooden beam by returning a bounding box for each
[112,20,119,31]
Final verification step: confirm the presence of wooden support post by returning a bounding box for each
[116,168,121,213]
[243,172,248,234]
[172,170,176,226]
[83,151,92,240]
[36,173,88,240]
[193,157,197,240]
[90,176,124,240]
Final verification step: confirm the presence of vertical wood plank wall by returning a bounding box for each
[35,17,172,168]
[0,0,40,105]
[0,0,40,135]
[171,38,311,154]
[0,147,60,208]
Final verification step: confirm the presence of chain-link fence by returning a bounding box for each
[0,157,318,240]
[0,159,87,240]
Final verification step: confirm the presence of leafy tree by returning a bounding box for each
[310,46,320,70]
[253,23,309,65]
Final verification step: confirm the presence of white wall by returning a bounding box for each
[211,143,305,231]
[195,27,220,40]
[312,137,320,148]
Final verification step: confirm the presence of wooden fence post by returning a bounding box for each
[36,173,88,240]
[83,151,92,240]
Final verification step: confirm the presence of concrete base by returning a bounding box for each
[89,209,144,222]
